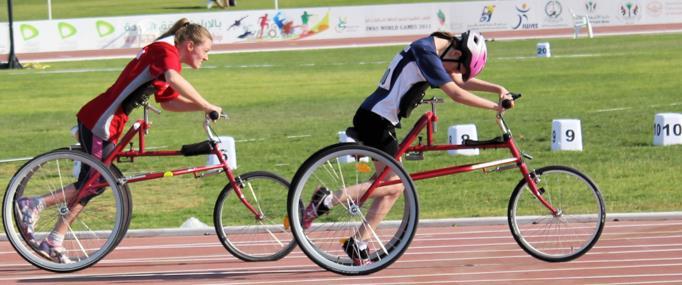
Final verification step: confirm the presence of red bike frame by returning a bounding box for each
[360,99,559,215]
[71,105,263,219]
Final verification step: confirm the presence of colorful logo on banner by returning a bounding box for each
[619,1,642,22]
[585,1,598,13]
[544,0,563,18]
[437,9,446,26]
[646,0,663,17]
[480,5,496,22]
[335,17,347,32]
[58,22,77,39]
[299,11,329,39]
[20,24,39,40]
[254,11,329,40]
[96,20,115,37]
[513,3,539,30]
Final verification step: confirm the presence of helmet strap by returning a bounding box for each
[440,39,462,63]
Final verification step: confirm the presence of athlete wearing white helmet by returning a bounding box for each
[300,30,513,265]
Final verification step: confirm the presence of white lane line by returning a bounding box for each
[6,243,682,270]
[496,53,630,61]
[368,274,682,285]
[4,245,682,281]
[8,60,389,75]
[589,107,633,113]
[286,134,312,139]
[3,226,679,256]
[5,260,682,283]
[592,279,682,285]
[0,265,320,282]
[199,264,682,285]
[0,157,33,163]
[10,50,656,75]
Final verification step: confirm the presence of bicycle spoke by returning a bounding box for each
[245,181,264,216]
[258,220,285,247]
[355,208,389,256]
[64,216,90,259]
[56,160,68,203]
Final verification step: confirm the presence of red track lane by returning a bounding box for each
[1,219,682,284]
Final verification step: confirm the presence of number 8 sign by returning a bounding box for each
[448,124,479,156]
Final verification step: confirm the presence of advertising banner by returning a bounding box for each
[1,0,681,55]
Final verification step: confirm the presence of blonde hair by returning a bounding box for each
[156,18,213,44]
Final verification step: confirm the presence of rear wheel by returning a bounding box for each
[213,171,295,261]
[2,149,131,272]
[508,165,605,262]
[287,143,418,275]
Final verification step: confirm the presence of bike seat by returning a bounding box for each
[345,127,363,144]
[463,136,506,147]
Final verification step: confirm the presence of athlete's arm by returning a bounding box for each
[460,78,509,97]
[161,69,222,114]
[440,81,504,112]
[449,71,512,107]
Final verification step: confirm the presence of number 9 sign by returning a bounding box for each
[551,119,583,151]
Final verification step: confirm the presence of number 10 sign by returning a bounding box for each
[654,113,682,146]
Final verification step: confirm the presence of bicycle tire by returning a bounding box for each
[2,149,131,272]
[508,165,605,262]
[213,171,296,261]
[58,146,133,252]
[287,143,418,275]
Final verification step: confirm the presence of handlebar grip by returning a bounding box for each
[509,92,522,100]
[501,93,522,109]
[501,99,514,109]
[209,111,220,121]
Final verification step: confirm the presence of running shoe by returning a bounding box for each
[342,237,372,265]
[16,197,43,246]
[302,187,331,229]
[37,240,73,264]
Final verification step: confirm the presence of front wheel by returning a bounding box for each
[288,143,418,275]
[213,171,295,261]
[508,165,605,262]
[2,149,131,272]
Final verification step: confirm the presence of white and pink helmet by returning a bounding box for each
[458,31,487,81]
[438,30,488,81]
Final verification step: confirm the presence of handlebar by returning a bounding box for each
[421,97,445,105]
[496,93,522,135]
[208,111,227,121]
[501,92,522,110]
[204,111,228,141]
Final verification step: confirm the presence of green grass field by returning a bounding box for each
[1,33,681,229]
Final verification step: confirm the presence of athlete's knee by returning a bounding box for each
[383,185,404,199]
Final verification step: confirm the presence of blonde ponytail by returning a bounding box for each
[156,18,213,44]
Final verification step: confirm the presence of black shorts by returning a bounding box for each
[75,121,116,204]
[352,108,398,157]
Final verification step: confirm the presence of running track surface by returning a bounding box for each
[2,219,682,284]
